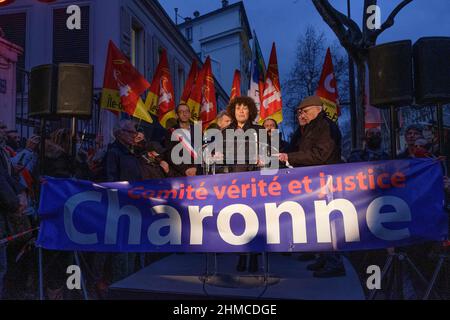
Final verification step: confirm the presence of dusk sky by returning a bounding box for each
[159,0,450,83]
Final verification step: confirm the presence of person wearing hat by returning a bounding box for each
[278,95,342,167]
[279,96,345,278]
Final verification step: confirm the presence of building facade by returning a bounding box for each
[177,1,252,96]
[0,0,229,143]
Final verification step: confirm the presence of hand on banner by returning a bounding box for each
[185,167,197,177]
[278,153,289,163]
[160,161,170,174]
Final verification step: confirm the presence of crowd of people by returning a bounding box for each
[0,95,449,299]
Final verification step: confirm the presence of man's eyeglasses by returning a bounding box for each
[296,106,315,116]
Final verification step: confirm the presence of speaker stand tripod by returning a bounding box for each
[368,249,439,300]
[423,244,449,300]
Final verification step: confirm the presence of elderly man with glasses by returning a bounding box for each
[279,95,342,167]
[279,96,345,278]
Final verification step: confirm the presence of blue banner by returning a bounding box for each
[37,159,448,252]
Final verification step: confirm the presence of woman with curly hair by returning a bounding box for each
[223,96,266,273]
[223,96,266,173]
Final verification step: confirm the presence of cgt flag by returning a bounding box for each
[187,59,206,122]
[145,48,176,128]
[229,69,241,102]
[180,60,198,105]
[200,56,217,131]
[100,40,152,123]
[260,42,282,125]
[316,48,340,122]
[248,31,266,120]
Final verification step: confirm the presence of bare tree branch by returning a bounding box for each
[311,0,360,60]
[369,0,414,42]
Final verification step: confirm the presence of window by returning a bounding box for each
[131,22,144,73]
[0,12,26,92]
[53,6,90,64]
[185,27,193,42]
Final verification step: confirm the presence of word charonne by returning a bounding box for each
[37,160,447,253]
[64,188,411,246]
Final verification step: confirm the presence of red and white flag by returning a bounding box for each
[316,48,340,122]
[200,56,217,131]
[259,42,282,124]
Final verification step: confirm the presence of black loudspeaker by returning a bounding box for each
[56,63,93,118]
[29,64,57,118]
[368,40,414,107]
[28,63,93,119]
[413,37,450,105]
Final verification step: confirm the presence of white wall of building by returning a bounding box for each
[0,0,229,143]
[178,3,252,97]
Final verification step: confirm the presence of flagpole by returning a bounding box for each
[347,0,357,149]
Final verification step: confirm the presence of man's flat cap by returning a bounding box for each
[296,95,323,111]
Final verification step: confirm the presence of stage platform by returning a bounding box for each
[108,253,365,300]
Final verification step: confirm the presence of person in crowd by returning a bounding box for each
[224,96,267,173]
[39,128,75,299]
[11,135,40,191]
[224,96,267,273]
[0,122,28,299]
[134,129,170,179]
[5,130,21,152]
[397,124,424,159]
[43,128,73,178]
[164,104,201,177]
[278,96,345,278]
[105,120,143,284]
[206,111,232,131]
[262,117,287,153]
[348,128,389,162]
[106,120,143,182]
[0,122,27,299]
[216,110,233,130]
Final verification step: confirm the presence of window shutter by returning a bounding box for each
[53,6,90,64]
[120,7,132,60]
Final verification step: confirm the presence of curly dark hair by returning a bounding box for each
[226,96,258,124]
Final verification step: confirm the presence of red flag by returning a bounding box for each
[187,61,206,122]
[230,70,241,102]
[316,48,340,121]
[146,49,176,128]
[100,40,152,123]
[200,56,217,131]
[180,60,198,104]
[260,43,282,124]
